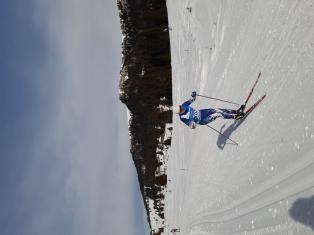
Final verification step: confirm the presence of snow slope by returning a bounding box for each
[166,1,314,234]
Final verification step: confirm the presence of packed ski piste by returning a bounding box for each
[164,1,314,234]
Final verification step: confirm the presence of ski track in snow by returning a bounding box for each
[166,0,314,234]
[192,150,314,223]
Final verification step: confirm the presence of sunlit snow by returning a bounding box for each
[163,0,314,234]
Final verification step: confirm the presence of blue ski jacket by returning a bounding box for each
[179,98,202,128]
[179,98,219,128]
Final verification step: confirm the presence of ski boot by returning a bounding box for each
[235,104,245,120]
[235,112,245,120]
[237,104,245,113]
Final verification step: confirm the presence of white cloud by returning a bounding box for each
[19,0,144,234]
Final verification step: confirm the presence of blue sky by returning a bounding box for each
[0,0,149,234]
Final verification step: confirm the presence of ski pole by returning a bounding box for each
[206,124,239,146]
[197,94,239,106]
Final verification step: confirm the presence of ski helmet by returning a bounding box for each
[173,105,181,114]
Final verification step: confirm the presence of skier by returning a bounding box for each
[174,91,244,129]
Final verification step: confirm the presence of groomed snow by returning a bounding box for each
[166,1,314,234]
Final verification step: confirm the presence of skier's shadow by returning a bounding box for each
[216,115,248,150]
[289,196,314,231]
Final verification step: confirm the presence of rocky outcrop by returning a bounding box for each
[117,0,172,233]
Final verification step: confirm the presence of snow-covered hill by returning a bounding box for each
[166,1,314,234]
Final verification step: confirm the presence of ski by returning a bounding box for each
[244,94,266,116]
[244,72,262,108]
[236,72,266,120]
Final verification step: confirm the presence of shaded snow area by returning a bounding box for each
[165,1,314,234]
[150,123,173,233]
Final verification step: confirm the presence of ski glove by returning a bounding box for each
[191,91,197,98]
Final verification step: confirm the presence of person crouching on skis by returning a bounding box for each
[174,91,244,129]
